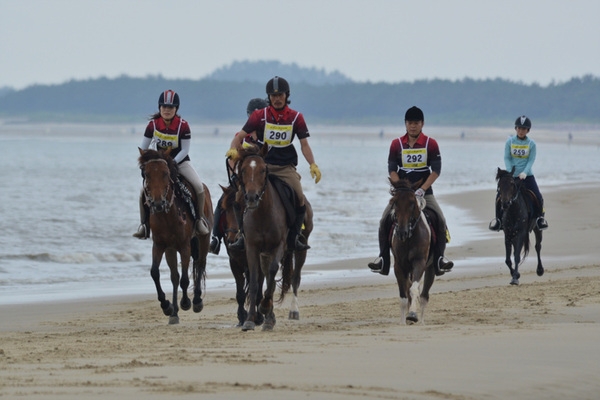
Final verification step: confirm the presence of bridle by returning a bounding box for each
[142,159,175,214]
[238,154,269,209]
[499,175,521,209]
[391,186,421,240]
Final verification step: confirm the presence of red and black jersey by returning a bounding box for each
[243,105,310,166]
[143,116,191,162]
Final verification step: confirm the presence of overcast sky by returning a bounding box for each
[2,0,599,89]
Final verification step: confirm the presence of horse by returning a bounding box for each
[138,148,213,324]
[234,144,306,331]
[389,179,436,325]
[495,167,543,285]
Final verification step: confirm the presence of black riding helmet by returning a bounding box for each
[515,115,532,130]
[158,90,180,111]
[266,76,291,106]
[246,98,268,116]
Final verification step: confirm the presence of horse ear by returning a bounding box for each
[138,147,144,156]
[260,142,269,157]
[164,148,173,157]
[510,166,515,175]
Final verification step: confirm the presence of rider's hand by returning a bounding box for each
[518,172,526,180]
[225,148,238,160]
[415,188,425,197]
[310,163,322,183]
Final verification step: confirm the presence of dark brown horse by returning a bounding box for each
[234,144,300,331]
[138,148,213,324]
[389,179,436,324]
[495,167,543,285]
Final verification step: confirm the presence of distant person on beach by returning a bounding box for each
[209,97,268,254]
[133,90,209,239]
[368,106,454,276]
[224,76,321,252]
[489,115,548,231]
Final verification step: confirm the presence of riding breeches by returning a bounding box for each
[267,164,305,207]
[177,161,205,197]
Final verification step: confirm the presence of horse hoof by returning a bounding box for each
[162,302,173,316]
[288,311,300,320]
[169,316,180,325]
[406,311,419,324]
[262,322,274,331]
[510,278,519,285]
[180,298,191,311]
[537,267,544,277]
[241,321,255,331]
[193,300,204,313]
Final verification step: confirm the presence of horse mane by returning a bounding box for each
[138,148,178,181]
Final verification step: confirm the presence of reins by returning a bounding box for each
[239,154,269,206]
[142,158,175,214]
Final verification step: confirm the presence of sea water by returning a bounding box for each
[1,123,599,304]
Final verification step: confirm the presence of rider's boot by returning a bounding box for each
[133,193,150,239]
[288,205,310,251]
[209,202,223,255]
[194,190,210,236]
[536,209,548,230]
[228,203,245,251]
[435,224,454,276]
[488,196,503,231]
[368,213,392,275]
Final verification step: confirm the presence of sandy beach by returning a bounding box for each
[1,182,600,399]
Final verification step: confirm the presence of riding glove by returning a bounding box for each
[225,148,238,160]
[310,163,322,183]
[415,188,425,197]
[518,172,527,180]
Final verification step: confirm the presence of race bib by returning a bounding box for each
[264,122,293,147]
[511,143,530,158]
[402,148,428,168]
[153,130,179,150]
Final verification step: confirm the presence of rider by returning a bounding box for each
[489,115,548,231]
[133,90,209,239]
[225,76,321,252]
[209,97,268,255]
[368,106,454,276]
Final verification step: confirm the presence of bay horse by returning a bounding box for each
[138,148,213,324]
[495,167,543,285]
[234,144,303,331]
[389,179,436,325]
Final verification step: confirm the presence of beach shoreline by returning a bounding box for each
[1,181,600,399]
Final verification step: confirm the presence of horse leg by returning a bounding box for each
[165,249,181,324]
[418,264,435,325]
[150,247,173,317]
[192,236,207,313]
[242,251,260,331]
[230,259,247,327]
[289,261,302,320]
[511,240,522,286]
[394,262,410,325]
[260,253,278,331]
[534,229,544,276]
[504,237,516,284]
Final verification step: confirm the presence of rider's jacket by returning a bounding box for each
[388,132,442,195]
[143,116,191,163]
[242,105,310,167]
[504,135,537,177]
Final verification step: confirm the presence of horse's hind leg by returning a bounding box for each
[534,230,544,276]
[289,257,303,320]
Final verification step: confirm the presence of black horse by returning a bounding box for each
[495,167,543,285]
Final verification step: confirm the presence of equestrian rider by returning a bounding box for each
[133,90,209,239]
[489,115,548,231]
[209,97,269,255]
[368,106,454,276]
[225,76,321,251]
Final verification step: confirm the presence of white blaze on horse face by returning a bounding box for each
[249,160,257,182]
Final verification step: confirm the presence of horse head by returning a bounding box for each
[496,166,519,209]
[138,148,177,214]
[236,143,269,209]
[390,178,422,242]
[219,184,241,245]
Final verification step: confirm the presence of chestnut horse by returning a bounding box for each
[389,179,436,324]
[495,167,543,285]
[234,144,302,331]
[138,148,213,324]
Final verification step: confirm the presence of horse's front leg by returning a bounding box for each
[242,251,260,331]
[288,252,303,320]
[230,258,247,327]
[150,246,173,318]
[165,248,181,324]
[393,260,410,325]
[504,235,516,283]
[510,239,522,286]
[259,253,279,331]
[418,262,436,325]
[177,248,192,312]
[534,229,544,276]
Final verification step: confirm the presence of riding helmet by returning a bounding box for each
[405,106,424,122]
[515,115,532,129]
[266,76,290,97]
[158,90,180,109]
[246,97,268,116]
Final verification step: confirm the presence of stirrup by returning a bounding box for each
[488,218,502,232]
[536,217,548,230]
[437,256,454,274]
[293,238,310,251]
[209,236,221,255]
[195,218,209,235]
[133,224,149,240]
[228,234,245,251]
[368,257,383,271]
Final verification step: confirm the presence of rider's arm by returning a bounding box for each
[299,137,316,165]
[173,138,190,164]
[140,136,152,150]
[230,130,249,150]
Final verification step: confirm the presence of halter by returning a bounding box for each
[391,186,421,240]
[239,154,269,208]
[142,159,175,214]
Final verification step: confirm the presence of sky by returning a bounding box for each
[2,0,599,90]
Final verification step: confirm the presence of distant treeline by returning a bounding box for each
[1,75,599,125]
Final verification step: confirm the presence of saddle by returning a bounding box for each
[519,186,540,219]
[174,176,197,220]
[268,174,298,227]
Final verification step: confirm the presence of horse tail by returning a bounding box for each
[522,230,530,261]
[278,251,294,304]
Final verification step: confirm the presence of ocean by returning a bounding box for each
[1,123,599,304]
